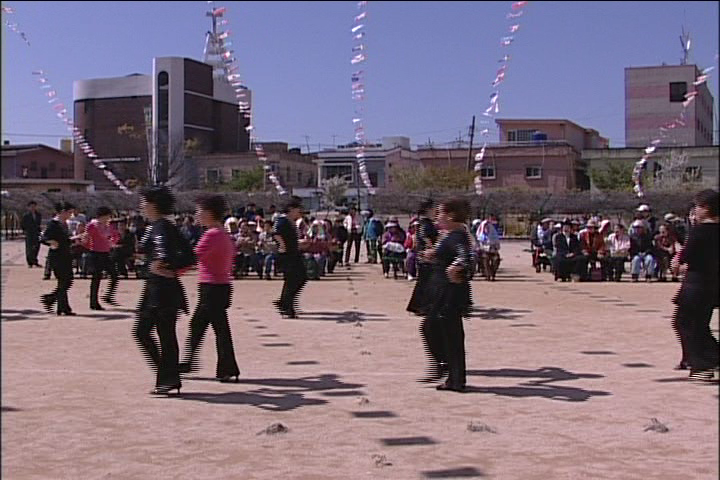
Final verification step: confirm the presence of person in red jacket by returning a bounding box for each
[579,219,608,281]
[83,206,120,310]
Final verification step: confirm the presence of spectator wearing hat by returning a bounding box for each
[629,220,656,282]
[381,217,407,279]
[632,204,657,235]
[579,218,608,281]
[530,218,553,273]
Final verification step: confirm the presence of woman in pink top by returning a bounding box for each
[179,194,240,382]
[84,206,121,310]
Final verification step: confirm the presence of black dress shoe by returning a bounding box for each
[218,374,240,383]
[436,382,466,392]
[90,305,105,311]
[178,363,192,374]
[674,362,689,370]
[150,384,181,395]
[58,311,77,316]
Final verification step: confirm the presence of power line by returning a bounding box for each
[2,132,71,138]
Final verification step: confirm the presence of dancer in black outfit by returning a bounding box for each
[40,202,76,316]
[421,198,474,392]
[133,187,192,395]
[407,198,438,315]
[672,189,719,382]
[272,196,308,319]
[179,194,240,383]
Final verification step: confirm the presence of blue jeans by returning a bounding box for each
[631,253,656,277]
[264,253,277,275]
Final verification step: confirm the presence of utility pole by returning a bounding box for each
[466,115,476,173]
[331,134,338,147]
[304,135,311,154]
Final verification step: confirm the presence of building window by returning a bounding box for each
[323,165,353,182]
[83,100,92,114]
[232,169,242,179]
[30,161,38,171]
[508,129,537,142]
[683,166,702,182]
[368,172,378,187]
[206,168,221,184]
[49,162,56,172]
[158,71,169,87]
[47,188,61,193]
[479,166,496,179]
[669,82,687,102]
[525,166,542,179]
[297,171,302,183]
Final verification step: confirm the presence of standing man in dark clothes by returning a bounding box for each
[133,186,193,395]
[21,200,42,268]
[408,199,438,314]
[272,196,308,319]
[40,202,76,316]
[330,217,349,271]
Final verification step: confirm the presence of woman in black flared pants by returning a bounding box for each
[672,189,719,382]
[180,195,240,382]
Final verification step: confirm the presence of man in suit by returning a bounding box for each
[40,202,76,315]
[552,220,585,281]
[21,201,42,268]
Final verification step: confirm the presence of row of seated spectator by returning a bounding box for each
[531,209,686,282]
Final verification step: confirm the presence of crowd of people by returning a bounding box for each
[529,204,691,283]
[19,187,718,393]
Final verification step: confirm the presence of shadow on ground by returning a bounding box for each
[464,366,609,402]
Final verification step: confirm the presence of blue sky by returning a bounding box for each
[2,1,718,151]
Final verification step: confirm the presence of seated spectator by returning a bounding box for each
[629,220,656,282]
[234,222,256,278]
[531,218,553,273]
[381,218,407,279]
[552,220,585,281]
[579,219,608,281]
[181,215,203,247]
[257,220,278,280]
[654,223,679,282]
[606,223,630,282]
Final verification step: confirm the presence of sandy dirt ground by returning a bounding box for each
[2,239,718,479]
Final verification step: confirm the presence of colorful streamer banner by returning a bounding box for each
[473,1,530,196]
[207,1,287,195]
[350,0,375,195]
[3,6,131,194]
[632,65,714,198]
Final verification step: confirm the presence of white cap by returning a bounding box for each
[637,204,651,212]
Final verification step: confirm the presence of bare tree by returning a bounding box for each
[321,175,349,209]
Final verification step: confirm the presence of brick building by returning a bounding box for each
[416,119,608,193]
[73,57,251,190]
[625,64,714,147]
[1,143,92,192]
[194,142,316,191]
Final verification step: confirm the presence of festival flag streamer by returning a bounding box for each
[474,1,530,195]
[348,0,375,195]
[2,6,31,46]
[4,6,131,193]
[206,1,287,195]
